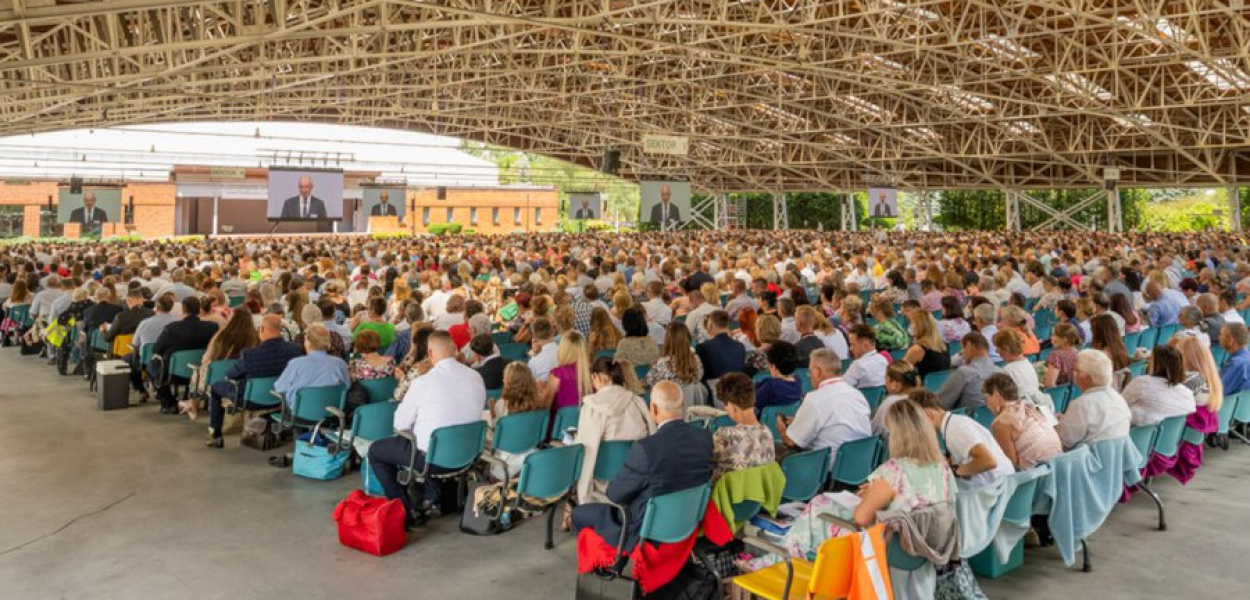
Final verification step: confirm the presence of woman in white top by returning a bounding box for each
[573,357,654,501]
[1121,345,1196,426]
[873,361,921,435]
[992,329,1054,422]
[912,389,1015,487]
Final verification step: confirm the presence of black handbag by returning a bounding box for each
[576,570,639,600]
[20,338,44,356]
[459,481,515,536]
[646,562,719,600]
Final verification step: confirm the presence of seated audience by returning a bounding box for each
[777,349,872,470]
[1121,345,1196,426]
[205,315,302,448]
[696,310,747,384]
[754,341,804,414]
[853,399,957,527]
[471,333,510,390]
[712,373,775,479]
[350,329,402,382]
[274,323,351,409]
[1056,349,1133,449]
[844,324,888,389]
[614,306,659,366]
[936,332,1000,411]
[909,389,1015,486]
[644,323,704,388]
[903,310,951,377]
[149,296,220,414]
[574,357,654,500]
[875,361,921,435]
[1043,323,1081,388]
[488,362,547,481]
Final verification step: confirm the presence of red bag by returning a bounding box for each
[332,490,408,556]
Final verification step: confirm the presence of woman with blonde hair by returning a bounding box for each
[1154,335,1224,484]
[999,305,1041,356]
[541,330,592,433]
[588,307,621,355]
[807,306,850,360]
[903,310,950,377]
[488,362,548,480]
[746,313,782,372]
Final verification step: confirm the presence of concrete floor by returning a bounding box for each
[1,348,1247,599]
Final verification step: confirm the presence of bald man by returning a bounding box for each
[571,380,713,554]
[647,183,683,227]
[205,314,302,447]
[67,192,109,229]
[279,175,327,219]
[370,190,399,216]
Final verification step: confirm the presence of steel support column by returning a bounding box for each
[840,193,857,231]
[773,193,788,230]
[1004,189,1021,231]
[1106,185,1122,233]
[1230,185,1242,232]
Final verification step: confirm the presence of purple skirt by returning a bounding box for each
[1123,408,1218,502]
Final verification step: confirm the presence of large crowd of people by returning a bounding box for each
[2,228,1249,598]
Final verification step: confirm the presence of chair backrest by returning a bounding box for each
[1139,327,1160,350]
[634,364,651,381]
[638,483,712,544]
[972,406,995,429]
[1127,424,1158,471]
[550,406,580,440]
[491,331,513,347]
[291,384,347,422]
[1232,389,1250,425]
[593,440,634,481]
[358,376,399,404]
[1002,475,1041,523]
[428,420,488,470]
[517,443,585,500]
[89,329,111,352]
[352,402,399,442]
[888,349,907,362]
[781,447,832,503]
[795,368,812,393]
[808,535,855,599]
[831,436,883,487]
[227,295,246,308]
[243,376,280,406]
[1127,361,1147,378]
[860,386,886,414]
[595,349,616,360]
[498,343,530,362]
[1216,390,1242,435]
[1152,415,1187,459]
[761,402,801,443]
[139,342,155,366]
[9,305,31,327]
[111,334,134,358]
[886,534,928,571]
[1044,386,1070,414]
[923,369,953,393]
[168,349,206,379]
[708,415,736,433]
[1156,324,1180,346]
[494,410,549,455]
[204,359,237,388]
[1212,346,1229,368]
[1122,331,1143,355]
[947,340,962,356]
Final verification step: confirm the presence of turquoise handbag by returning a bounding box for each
[293,420,349,481]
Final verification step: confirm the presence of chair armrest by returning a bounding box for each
[394,430,426,482]
[742,533,788,558]
[818,513,863,532]
[477,452,512,515]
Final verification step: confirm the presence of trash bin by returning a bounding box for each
[97,359,131,411]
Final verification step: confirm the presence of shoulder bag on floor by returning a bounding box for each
[333,490,408,557]
[292,420,349,481]
[240,416,279,451]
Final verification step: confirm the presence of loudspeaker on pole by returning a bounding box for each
[600,149,621,175]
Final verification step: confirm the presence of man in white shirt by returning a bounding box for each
[777,349,872,470]
[29,275,65,321]
[367,331,485,525]
[842,324,888,389]
[777,297,800,344]
[1219,290,1244,325]
[421,276,452,320]
[971,303,1001,362]
[156,268,198,301]
[685,290,718,344]
[1056,349,1132,449]
[527,317,559,382]
[723,279,758,321]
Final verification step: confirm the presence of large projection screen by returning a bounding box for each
[267,168,345,220]
[362,186,407,219]
[639,180,690,229]
[58,187,122,229]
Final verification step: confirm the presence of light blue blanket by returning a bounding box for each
[955,466,1050,561]
[1033,437,1144,566]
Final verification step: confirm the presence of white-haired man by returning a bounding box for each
[1056,349,1132,449]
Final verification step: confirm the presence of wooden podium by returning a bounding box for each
[368,215,407,234]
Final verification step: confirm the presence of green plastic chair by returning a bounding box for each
[1128,423,1167,530]
[89,329,111,353]
[593,440,634,481]
[239,376,281,410]
[947,340,962,356]
[1139,327,1160,351]
[1214,391,1241,449]
[271,384,347,432]
[1212,346,1229,368]
[349,401,398,445]
[550,406,580,441]
[7,305,32,328]
[399,420,489,507]
[1123,331,1144,356]
[227,295,246,308]
[829,436,883,488]
[637,483,712,546]
[860,386,886,415]
[1155,324,1180,346]
[752,371,769,384]
[634,364,650,381]
[167,349,206,380]
[781,447,831,503]
[762,402,800,443]
[888,349,907,362]
[1044,386,1071,414]
[499,343,530,362]
[513,444,585,549]
[1128,361,1147,378]
[357,376,398,404]
[595,349,616,360]
[923,369,953,393]
[203,359,237,388]
[973,406,995,429]
[491,331,513,347]
[1231,390,1250,440]
[139,342,155,367]
[840,357,853,374]
[708,415,736,433]
[794,368,812,393]
[1152,415,1187,460]
[969,475,1042,577]
[494,410,549,457]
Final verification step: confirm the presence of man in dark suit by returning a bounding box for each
[573,196,597,220]
[148,296,219,414]
[370,190,399,216]
[206,315,303,447]
[696,310,747,384]
[572,381,714,554]
[67,192,109,231]
[872,190,894,218]
[103,288,153,348]
[279,176,328,219]
[647,184,682,228]
[469,334,510,390]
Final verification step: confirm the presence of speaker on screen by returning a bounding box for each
[70,177,82,194]
[601,149,621,175]
[437,186,447,200]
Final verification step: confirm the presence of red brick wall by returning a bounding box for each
[0,180,177,238]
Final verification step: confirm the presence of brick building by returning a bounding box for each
[0,168,558,238]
